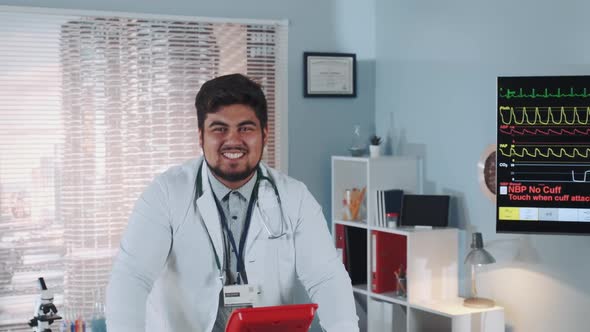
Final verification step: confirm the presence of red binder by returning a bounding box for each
[225,303,318,332]
[371,231,406,294]
[335,224,347,269]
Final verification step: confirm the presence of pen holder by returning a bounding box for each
[344,187,366,221]
[395,276,407,298]
[344,188,366,220]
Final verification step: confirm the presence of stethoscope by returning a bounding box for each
[194,161,288,239]
[193,160,288,284]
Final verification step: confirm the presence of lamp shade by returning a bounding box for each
[464,232,495,266]
[463,232,496,308]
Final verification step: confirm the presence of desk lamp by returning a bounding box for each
[464,232,496,308]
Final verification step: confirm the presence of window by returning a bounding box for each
[0,8,287,330]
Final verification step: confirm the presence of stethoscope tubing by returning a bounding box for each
[193,160,288,283]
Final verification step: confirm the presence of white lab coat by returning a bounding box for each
[106,157,358,332]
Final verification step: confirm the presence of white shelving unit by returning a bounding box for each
[331,156,504,332]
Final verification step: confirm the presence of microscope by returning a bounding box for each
[28,277,62,332]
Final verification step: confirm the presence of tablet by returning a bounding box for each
[225,303,318,332]
[399,194,450,227]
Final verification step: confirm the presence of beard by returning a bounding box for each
[200,132,266,185]
[207,160,257,183]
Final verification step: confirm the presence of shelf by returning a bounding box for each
[332,155,421,163]
[352,284,369,295]
[369,225,420,236]
[332,156,370,162]
[369,225,457,235]
[334,221,459,235]
[370,291,407,306]
[334,219,368,229]
[331,156,504,331]
[410,298,504,318]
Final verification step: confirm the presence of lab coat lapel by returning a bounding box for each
[196,166,224,266]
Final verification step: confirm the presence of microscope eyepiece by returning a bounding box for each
[38,277,47,291]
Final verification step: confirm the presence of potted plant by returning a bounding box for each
[369,135,382,158]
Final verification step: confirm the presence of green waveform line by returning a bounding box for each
[499,146,590,158]
[499,106,590,125]
[499,87,590,99]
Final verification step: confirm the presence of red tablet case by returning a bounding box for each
[226,303,318,332]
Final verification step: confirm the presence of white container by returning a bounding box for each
[369,144,381,158]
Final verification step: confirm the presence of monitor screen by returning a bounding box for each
[497,75,590,235]
[400,195,450,227]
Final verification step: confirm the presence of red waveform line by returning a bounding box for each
[500,127,590,136]
[513,141,590,145]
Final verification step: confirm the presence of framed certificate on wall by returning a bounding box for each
[304,52,356,97]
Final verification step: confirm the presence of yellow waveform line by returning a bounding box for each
[499,106,590,125]
[499,146,590,158]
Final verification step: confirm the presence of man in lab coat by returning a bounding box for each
[106,73,359,332]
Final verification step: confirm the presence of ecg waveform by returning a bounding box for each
[499,106,590,125]
[499,87,590,99]
[499,145,590,158]
[499,127,590,136]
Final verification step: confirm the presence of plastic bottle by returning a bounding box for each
[341,198,350,220]
[59,307,69,332]
[90,290,107,332]
[69,308,76,332]
[74,315,84,332]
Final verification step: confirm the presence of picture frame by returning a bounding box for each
[303,52,356,97]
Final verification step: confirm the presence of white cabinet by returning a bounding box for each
[331,156,504,332]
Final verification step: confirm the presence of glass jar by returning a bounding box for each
[349,125,365,156]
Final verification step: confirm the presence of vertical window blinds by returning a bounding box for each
[0,8,287,330]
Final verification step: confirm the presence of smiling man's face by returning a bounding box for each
[199,103,267,189]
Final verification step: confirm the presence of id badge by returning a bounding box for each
[223,284,259,307]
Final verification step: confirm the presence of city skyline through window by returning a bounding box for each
[0,10,286,330]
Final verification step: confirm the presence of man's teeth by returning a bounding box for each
[223,152,244,159]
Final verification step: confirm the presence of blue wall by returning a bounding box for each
[0,0,376,220]
[375,0,590,331]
